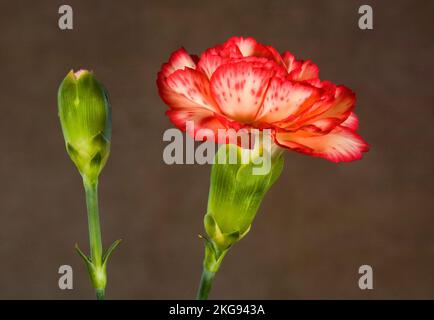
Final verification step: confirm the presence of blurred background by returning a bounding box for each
[0,0,432,299]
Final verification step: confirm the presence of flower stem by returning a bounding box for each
[96,288,105,301]
[83,176,106,299]
[84,178,103,266]
[196,241,228,299]
[196,268,216,300]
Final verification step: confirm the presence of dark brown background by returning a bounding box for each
[0,0,432,299]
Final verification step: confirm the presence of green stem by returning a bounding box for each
[96,288,105,301]
[83,176,106,299]
[83,177,103,267]
[196,242,228,300]
[196,268,216,300]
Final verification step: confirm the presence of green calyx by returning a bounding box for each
[202,143,284,272]
[58,70,111,182]
[75,239,122,291]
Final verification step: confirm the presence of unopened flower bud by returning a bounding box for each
[58,70,111,182]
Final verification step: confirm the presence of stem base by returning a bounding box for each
[196,268,216,300]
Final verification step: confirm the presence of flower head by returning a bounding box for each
[157,36,369,162]
[58,70,111,181]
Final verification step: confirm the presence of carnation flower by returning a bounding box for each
[157,36,369,162]
[157,37,370,300]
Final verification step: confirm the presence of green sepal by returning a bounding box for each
[102,239,122,268]
[200,234,229,273]
[75,243,92,266]
[66,143,79,163]
[75,243,106,289]
[204,213,252,251]
[74,239,121,290]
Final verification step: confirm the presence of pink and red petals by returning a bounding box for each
[281,52,320,83]
[164,68,219,113]
[157,48,203,113]
[341,112,359,130]
[159,48,197,78]
[166,108,228,141]
[275,126,369,162]
[224,37,285,65]
[225,36,258,57]
[256,78,320,123]
[210,61,274,123]
[281,51,302,74]
[157,37,369,163]
[197,50,227,79]
[229,56,287,79]
[289,60,319,82]
[225,36,272,59]
[214,41,244,59]
[292,85,355,132]
[265,45,286,66]
[309,86,355,125]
